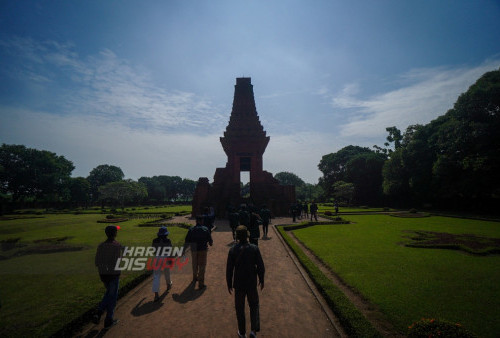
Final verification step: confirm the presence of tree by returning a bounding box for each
[274,172,306,187]
[0,144,74,203]
[380,68,500,211]
[69,177,91,207]
[99,179,147,210]
[87,165,124,202]
[318,145,374,197]
[179,178,196,202]
[332,181,355,206]
[346,152,386,205]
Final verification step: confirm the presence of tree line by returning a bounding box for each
[317,68,500,212]
[0,147,196,211]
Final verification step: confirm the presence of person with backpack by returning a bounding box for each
[184,215,213,289]
[226,226,265,338]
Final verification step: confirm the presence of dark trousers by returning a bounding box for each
[235,287,260,334]
[98,275,119,322]
[249,237,258,246]
[262,222,269,237]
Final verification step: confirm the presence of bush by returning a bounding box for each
[324,211,332,216]
[409,208,418,213]
[408,318,476,337]
[383,207,390,211]
[111,208,117,213]
[106,214,115,219]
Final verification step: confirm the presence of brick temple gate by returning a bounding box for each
[192,77,295,217]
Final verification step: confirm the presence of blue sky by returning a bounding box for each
[1,1,499,184]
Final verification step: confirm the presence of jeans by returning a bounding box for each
[152,256,172,293]
[235,287,260,334]
[98,275,119,321]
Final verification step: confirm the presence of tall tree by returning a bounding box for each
[69,177,91,207]
[0,144,74,203]
[346,152,386,205]
[274,172,306,187]
[99,179,147,210]
[87,164,124,202]
[381,68,500,210]
[318,145,377,199]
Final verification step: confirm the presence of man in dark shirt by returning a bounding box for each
[93,225,122,328]
[259,205,271,239]
[184,215,213,289]
[227,226,265,338]
[310,201,318,222]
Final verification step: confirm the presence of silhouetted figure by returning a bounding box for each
[310,202,318,221]
[248,212,261,246]
[227,226,265,338]
[152,226,172,302]
[184,215,213,289]
[229,207,240,242]
[259,205,271,239]
[93,225,122,328]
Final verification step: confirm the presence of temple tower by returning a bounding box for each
[192,77,295,217]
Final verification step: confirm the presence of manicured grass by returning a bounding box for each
[292,215,500,337]
[0,211,189,337]
[278,225,381,337]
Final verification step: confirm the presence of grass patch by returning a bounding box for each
[277,224,381,337]
[292,215,500,337]
[0,210,189,337]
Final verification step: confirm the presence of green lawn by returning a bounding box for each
[0,208,190,337]
[292,215,500,337]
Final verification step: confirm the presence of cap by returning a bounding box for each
[157,226,169,236]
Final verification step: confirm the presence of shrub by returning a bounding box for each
[324,211,332,216]
[383,207,390,211]
[409,208,418,213]
[408,318,476,337]
[106,214,115,219]
[111,208,117,213]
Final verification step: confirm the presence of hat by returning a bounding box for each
[235,225,250,240]
[157,226,169,236]
[105,225,118,238]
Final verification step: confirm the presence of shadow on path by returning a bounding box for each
[131,289,170,317]
[171,280,206,304]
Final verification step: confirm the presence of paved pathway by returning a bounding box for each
[76,216,343,337]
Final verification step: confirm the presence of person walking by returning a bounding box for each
[229,207,240,242]
[248,212,261,246]
[152,226,173,302]
[93,225,122,328]
[184,215,213,289]
[259,205,271,239]
[310,201,318,222]
[226,226,265,338]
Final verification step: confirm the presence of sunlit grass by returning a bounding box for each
[0,210,189,337]
[293,215,500,337]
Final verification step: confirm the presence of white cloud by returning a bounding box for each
[1,37,226,134]
[332,60,500,138]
